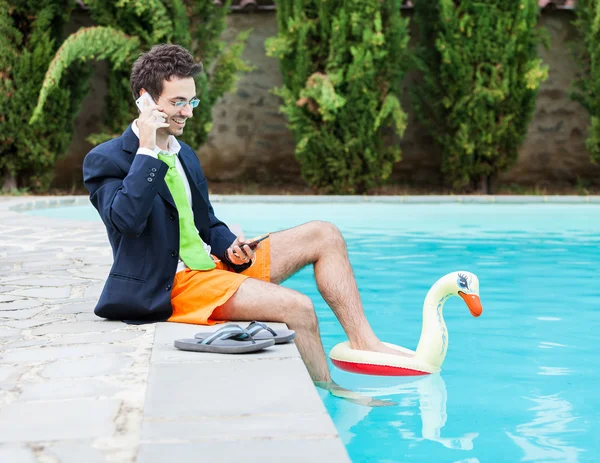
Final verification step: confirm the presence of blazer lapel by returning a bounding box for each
[177,149,211,230]
[177,149,202,186]
[157,179,176,210]
[178,151,206,209]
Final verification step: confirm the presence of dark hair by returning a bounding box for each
[130,44,203,100]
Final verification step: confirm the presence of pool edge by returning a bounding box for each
[4,194,600,215]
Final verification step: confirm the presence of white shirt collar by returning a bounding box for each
[131,120,181,155]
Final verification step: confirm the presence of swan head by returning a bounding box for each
[454,271,482,317]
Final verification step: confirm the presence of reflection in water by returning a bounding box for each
[538,366,573,376]
[506,394,583,463]
[329,373,478,450]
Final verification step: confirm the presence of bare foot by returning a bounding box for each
[351,341,412,358]
[315,381,397,408]
[376,343,412,357]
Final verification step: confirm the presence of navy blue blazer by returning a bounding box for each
[83,125,245,323]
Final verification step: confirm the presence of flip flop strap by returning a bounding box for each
[201,325,255,345]
[247,321,278,338]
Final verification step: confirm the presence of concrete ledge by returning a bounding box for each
[139,322,348,462]
[138,440,350,463]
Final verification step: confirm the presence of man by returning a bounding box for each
[83,44,401,397]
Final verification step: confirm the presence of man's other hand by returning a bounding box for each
[226,238,256,266]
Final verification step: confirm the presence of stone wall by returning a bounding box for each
[53,8,600,190]
[500,10,600,187]
[195,13,299,183]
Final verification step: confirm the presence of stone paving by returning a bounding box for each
[0,196,350,463]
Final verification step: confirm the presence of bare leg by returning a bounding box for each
[269,221,403,356]
[319,381,396,407]
[211,279,394,407]
[213,222,399,406]
[211,277,331,382]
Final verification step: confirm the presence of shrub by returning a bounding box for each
[412,0,548,192]
[571,0,600,163]
[266,0,409,194]
[0,0,90,191]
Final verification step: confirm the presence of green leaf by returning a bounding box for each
[29,26,140,124]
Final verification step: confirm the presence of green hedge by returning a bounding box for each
[1,1,575,194]
[571,0,600,164]
[411,0,548,192]
[266,0,409,194]
[1,0,90,191]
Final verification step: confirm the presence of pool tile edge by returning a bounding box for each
[4,194,600,213]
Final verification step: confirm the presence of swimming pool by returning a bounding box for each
[28,201,600,462]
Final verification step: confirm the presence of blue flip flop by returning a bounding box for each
[175,324,274,354]
[245,321,296,344]
[195,321,296,345]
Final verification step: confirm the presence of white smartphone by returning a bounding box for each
[135,92,165,123]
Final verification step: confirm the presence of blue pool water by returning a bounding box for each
[29,202,600,462]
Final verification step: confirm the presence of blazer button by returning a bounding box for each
[171,250,178,258]
[150,172,155,177]
[169,214,176,220]
[151,167,157,172]
[147,177,153,182]
[166,284,172,291]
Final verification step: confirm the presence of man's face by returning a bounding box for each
[156,76,197,137]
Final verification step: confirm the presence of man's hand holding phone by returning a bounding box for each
[226,234,269,266]
[135,92,169,150]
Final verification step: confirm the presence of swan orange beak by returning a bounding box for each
[458,291,482,317]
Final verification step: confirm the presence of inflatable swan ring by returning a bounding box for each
[329,271,483,376]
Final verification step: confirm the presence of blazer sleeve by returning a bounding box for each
[83,148,168,237]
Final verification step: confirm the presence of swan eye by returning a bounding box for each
[457,273,470,290]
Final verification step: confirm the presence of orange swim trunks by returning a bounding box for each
[167,236,271,325]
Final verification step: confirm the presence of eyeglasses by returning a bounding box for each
[159,96,201,109]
